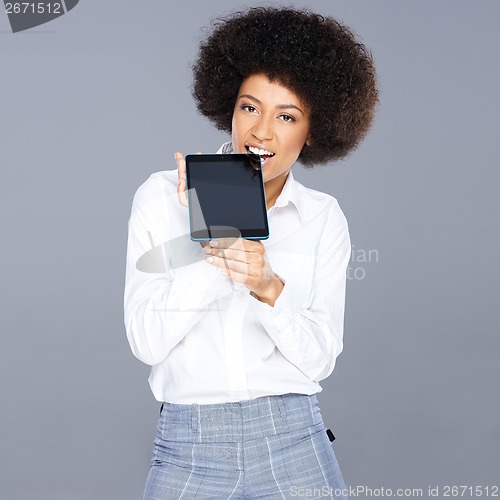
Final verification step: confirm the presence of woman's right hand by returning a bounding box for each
[174,151,210,249]
[174,152,188,208]
[175,151,204,208]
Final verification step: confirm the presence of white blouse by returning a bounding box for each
[123,146,352,404]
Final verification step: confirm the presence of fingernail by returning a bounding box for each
[205,257,213,263]
[210,240,219,247]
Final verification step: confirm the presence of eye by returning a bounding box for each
[241,104,258,113]
[279,113,296,123]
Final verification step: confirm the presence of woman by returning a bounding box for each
[124,6,378,499]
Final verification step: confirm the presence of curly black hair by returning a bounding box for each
[192,6,379,167]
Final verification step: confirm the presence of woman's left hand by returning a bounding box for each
[202,237,284,305]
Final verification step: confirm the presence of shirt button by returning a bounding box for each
[239,291,246,299]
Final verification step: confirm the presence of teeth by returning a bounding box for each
[248,146,274,156]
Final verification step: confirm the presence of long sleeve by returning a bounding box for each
[249,201,351,382]
[123,174,229,366]
[123,164,351,404]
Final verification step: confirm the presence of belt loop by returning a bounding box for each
[159,402,164,415]
[275,395,287,427]
[191,404,199,433]
[309,394,323,425]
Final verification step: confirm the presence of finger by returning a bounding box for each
[174,152,188,208]
[206,242,241,259]
[196,151,203,155]
[174,152,186,182]
[204,246,259,264]
[177,178,188,207]
[220,268,247,283]
[204,254,251,279]
[210,237,260,254]
[209,237,243,250]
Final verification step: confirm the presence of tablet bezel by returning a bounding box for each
[185,153,269,241]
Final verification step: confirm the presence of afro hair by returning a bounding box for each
[192,6,379,167]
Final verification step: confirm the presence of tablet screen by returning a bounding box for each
[185,153,269,240]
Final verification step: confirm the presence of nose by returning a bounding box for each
[251,113,273,142]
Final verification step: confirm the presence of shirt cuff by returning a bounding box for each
[249,275,296,334]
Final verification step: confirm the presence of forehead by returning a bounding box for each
[238,73,306,107]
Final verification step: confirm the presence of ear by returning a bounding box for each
[305,133,312,147]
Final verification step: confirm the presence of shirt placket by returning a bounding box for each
[223,288,250,394]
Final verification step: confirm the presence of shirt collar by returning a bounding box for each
[273,168,303,223]
[217,142,303,223]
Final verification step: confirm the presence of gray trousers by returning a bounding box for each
[142,393,348,499]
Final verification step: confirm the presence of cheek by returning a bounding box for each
[292,127,311,154]
[287,132,309,157]
[230,113,237,136]
[231,114,242,141]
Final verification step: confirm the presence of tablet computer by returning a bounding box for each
[185,153,269,241]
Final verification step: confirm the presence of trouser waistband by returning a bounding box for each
[156,393,325,443]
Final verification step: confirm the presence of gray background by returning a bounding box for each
[1,1,499,499]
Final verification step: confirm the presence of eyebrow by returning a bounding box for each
[238,94,305,115]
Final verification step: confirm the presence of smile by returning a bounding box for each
[246,145,276,160]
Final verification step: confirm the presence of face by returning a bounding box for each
[231,73,311,187]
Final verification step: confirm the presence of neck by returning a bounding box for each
[265,171,289,210]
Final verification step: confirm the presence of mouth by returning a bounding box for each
[245,144,276,162]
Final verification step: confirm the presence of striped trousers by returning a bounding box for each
[142,393,348,499]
